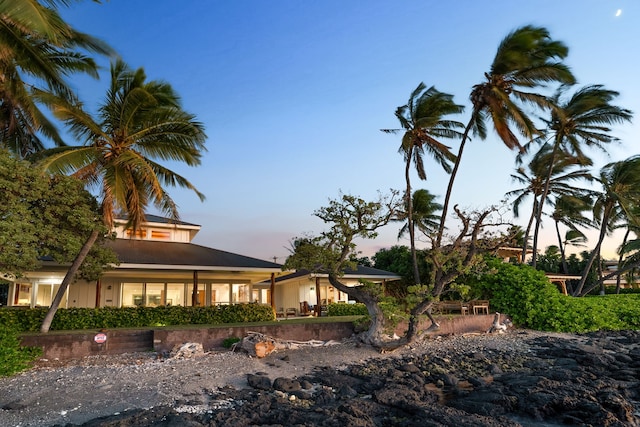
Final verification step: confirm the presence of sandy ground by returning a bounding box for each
[0,331,563,427]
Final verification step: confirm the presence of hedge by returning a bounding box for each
[0,303,275,332]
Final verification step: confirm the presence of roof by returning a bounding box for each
[272,265,401,283]
[114,214,200,228]
[107,239,282,270]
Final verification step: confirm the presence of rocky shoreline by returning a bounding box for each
[2,330,640,426]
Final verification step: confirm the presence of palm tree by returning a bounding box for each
[0,0,113,157]
[550,194,593,274]
[36,60,207,331]
[506,144,592,263]
[381,83,464,285]
[437,25,575,248]
[395,189,442,241]
[574,156,640,296]
[529,85,632,266]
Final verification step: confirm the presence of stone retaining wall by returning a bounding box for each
[20,314,496,361]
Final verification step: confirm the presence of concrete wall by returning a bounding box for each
[20,314,496,361]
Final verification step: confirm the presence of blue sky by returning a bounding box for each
[59,1,639,262]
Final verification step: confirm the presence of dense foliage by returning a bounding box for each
[1,304,275,332]
[467,257,640,332]
[0,149,116,279]
[0,326,41,377]
[326,302,368,317]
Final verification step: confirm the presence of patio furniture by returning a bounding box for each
[276,307,285,318]
[434,300,468,315]
[470,300,490,315]
[285,307,297,318]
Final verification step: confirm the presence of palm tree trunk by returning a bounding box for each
[616,229,630,294]
[532,136,562,267]
[575,209,610,296]
[521,198,538,263]
[437,120,473,248]
[404,146,421,285]
[555,220,569,274]
[40,228,101,333]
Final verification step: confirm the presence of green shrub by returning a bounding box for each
[222,336,241,348]
[467,257,640,333]
[327,302,368,316]
[0,325,41,377]
[0,303,276,332]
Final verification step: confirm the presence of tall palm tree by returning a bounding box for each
[381,83,464,285]
[506,144,592,263]
[36,60,207,331]
[437,25,575,248]
[0,0,113,157]
[574,156,640,296]
[529,85,633,266]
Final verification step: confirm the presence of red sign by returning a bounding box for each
[94,333,107,344]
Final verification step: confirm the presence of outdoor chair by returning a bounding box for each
[286,307,297,318]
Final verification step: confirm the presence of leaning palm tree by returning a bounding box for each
[529,84,633,266]
[574,156,640,296]
[437,25,575,248]
[381,83,464,285]
[0,0,113,157]
[36,60,207,332]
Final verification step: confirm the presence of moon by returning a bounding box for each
[616,9,622,17]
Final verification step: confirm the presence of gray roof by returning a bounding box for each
[273,265,401,283]
[115,214,200,227]
[107,239,282,270]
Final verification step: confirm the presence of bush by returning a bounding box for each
[0,325,41,377]
[0,304,276,332]
[467,257,640,333]
[326,303,367,316]
[222,336,241,348]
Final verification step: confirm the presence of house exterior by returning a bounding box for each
[0,215,402,313]
[1,215,285,309]
[258,266,402,317]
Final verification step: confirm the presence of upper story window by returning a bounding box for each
[126,229,147,239]
[151,230,171,240]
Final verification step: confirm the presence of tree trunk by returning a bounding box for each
[521,198,538,264]
[404,146,421,285]
[574,209,610,296]
[615,229,630,294]
[327,275,387,347]
[531,136,562,267]
[405,298,438,343]
[40,228,101,333]
[437,120,473,248]
[555,220,569,274]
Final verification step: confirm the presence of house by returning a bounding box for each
[1,215,285,309]
[257,266,401,317]
[0,215,402,312]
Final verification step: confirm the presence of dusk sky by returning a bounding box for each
[59,1,639,262]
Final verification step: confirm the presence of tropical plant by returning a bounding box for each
[382,83,463,286]
[437,25,575,249]
[550,194,593,273]
[575,156,640,296]
[507,144,593,263]
[528,85,633,266]
[35,59,207,332]
[0,0,113,157]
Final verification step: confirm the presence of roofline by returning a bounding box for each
[115,263,286,273]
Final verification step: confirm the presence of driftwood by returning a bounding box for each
[239,331,340,358]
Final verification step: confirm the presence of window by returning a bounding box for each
[211,283,230,305]
[125,229,147,239]
[145,283,164,307]
[151,230,171,240]
[232,283,250,303]
[122,283,144,307]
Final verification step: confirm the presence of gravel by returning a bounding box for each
[0,330,569,427]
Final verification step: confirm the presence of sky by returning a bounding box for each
[57,0,640,263]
